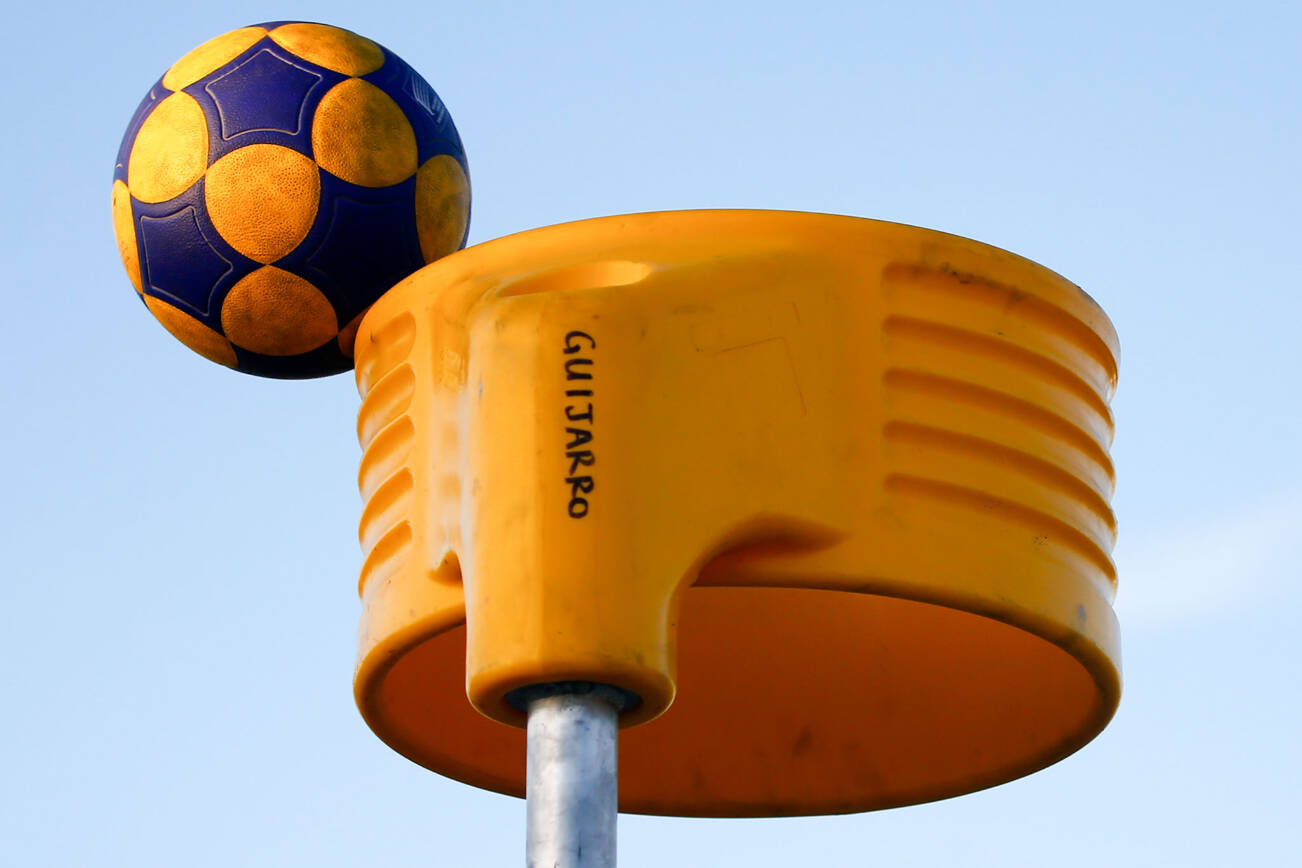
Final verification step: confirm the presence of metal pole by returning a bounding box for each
[521,683,626,868]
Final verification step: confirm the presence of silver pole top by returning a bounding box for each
[521,683,632,868]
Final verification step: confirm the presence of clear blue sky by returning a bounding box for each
[2,1,1299,865]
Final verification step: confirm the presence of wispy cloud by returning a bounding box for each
[1113,488,1301,627]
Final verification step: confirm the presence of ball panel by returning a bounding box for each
[231,339,352,380]
[296,177,423,321]
[400,67,450,129]
[221,266,338,356]
[127,92,209,204]
[415,155,470,263]
[112,180,143,292]
[162,26,267,92]
[186,46,342,170]
[206,144,320,264]
[115,81,169,183]
[268,23,385,76]
[137,197,237,318]
[204,48,325,140]
[312,78,417,187]
[144,294,238,368]
[337,308,366,358]
[366,60,464,166]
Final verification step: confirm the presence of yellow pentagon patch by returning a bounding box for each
[312,78,417,187]
[111,180,143,293]
[163,26,267,91]
[268,23,384,76]
[221,266,338,356]
[144,295,238,368]
[206,144,321,264]
[415,154,470,263]
[128,92,209,204]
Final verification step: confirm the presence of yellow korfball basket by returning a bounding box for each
[350,210,1120,817]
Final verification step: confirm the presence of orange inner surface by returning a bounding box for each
[363,584,1107,816]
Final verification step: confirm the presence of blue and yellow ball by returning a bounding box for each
[112,22,470,378]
